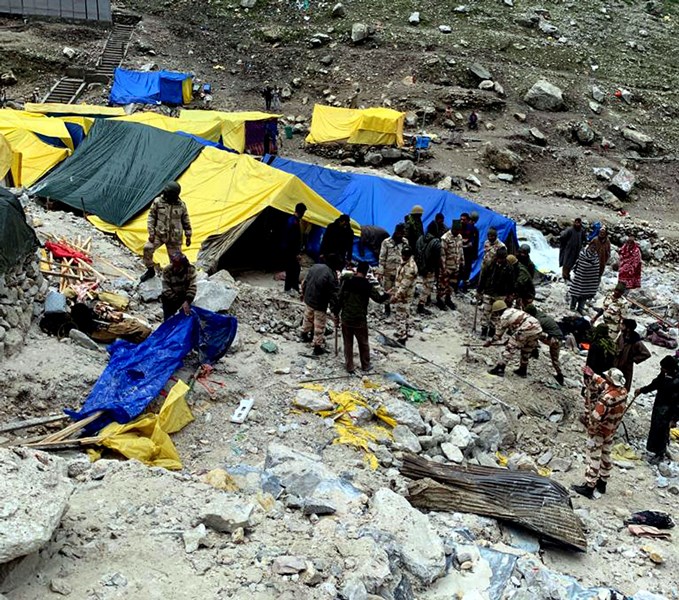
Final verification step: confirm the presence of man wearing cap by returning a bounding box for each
[525,304,565,385]
[614,318,651,391]
[572,367,628,498]
[142,181,192,282]
[476,247,515,339]
[404,205,425,251]
[378,223,407,316]
[485,301,543,377]
[437,220,464,310]
[592,282,627,340]
[510,253,535,310]
[390,245,418,346]
[415,221,441,314]
[459,212,479,291]
[517,243,536,278]
[481,228,506,270]
[161,252,197,321]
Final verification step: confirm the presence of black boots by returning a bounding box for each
[417,304,432,316]
[488,364,505,377]
[140,267,155,283]
[480,326,489,339]
[435,298,448,311]
[555,373,565,386]
[384,304,391,317]
[513,365,528,378]
[572,483,594,499]
[445,297,456,310]
[312,346,328,356]
[301,331,313,343]
[595,479,607,494]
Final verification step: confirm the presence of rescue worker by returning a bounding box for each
[486,300,543,377]
[476,246,515,338]
[301,255,341,355]
[614,318,651,391]
[481,228,506,270]
[160,252,197,321]
[437,221,464,310]
[430,212,448,238]
[572,367,628,498]
[282,203,307,294]
[592,282,627,340]
[510,253,535,310]
[517,243,536,279]
[377,223,407,316]
[415,222,441,314]
[559,217,587,281]
[320,214,354,267]
[390,245,418,346]
[404,205,425,251]
[141,181,192,282]
[525,304,565,385]
[337,261,389,373]
[459,212,479,291]
[358,225,389,259]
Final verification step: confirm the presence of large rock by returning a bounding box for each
[331,2,345,18]
[609,168,636,198]
[469,63,492,81]
[382,397,426,434]
[0,448,74,564]
[393,160,416,180]
[392,425,422,453]
[193,270,238,312]
[573,121,595,145]
[200,497,254,533]
[483,145,523,173]
[524,80,566,111]
[370,489,446,585]
[622,128,653,152]
[137,276,162,302]
[351,23,369,44]
[448,425,474,450]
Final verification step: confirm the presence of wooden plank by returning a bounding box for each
[39,410,104,444]
[0,414,68,434]
[23,436,104,450]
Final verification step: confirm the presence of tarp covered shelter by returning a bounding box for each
[89,146,357,269]
[110,68,193,106]
[179,110,280,154]
[0,188,40,274]
[0,109,74,150]
[0,135,12,181]
[266,156,517,279]
[24,102,126,117]
[0,129,70,187]
[31,119,204,226]
[305,105,405,147]
[112,112,223,143]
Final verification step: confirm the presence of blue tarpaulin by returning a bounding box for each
[265,156,517,279]
[110,68,191,105]
[66,307,237,430]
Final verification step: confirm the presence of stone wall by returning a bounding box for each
[0,252,46,359]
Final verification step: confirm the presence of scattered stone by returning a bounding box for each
[138,276,162,302]
[183,523,208,553]
[574,121,595,145]
[49,578,72,596]
[272,555,307,575]
[609,168,636,198]
[0,70,18,86]
[549,457,572,472]
[192,270,239,312]
[593,167,614,181]
[497,173,514,183]
[469,63,492,81]
[440,442,464,463]
[592,85,605,102]
[200,498,254,533]
[479,80,494,91]
[101,572,128,587]
[68,328,101,351]
[493,81,505,96]
[294,389,334,412]
[618,88,633,104]
[240,0,256,7]
[484,144,523,173]
[439,25,452,34]
[538,17,558,35]
[332,2,345,18]
[466,174,482,187]
[622,128,653,152]
[351,23,369,44]
[409,12,420,25]
[529,127,547,146]
[393,159,416,180]
[524,80,566,111]
[319,54,334,66]
[393,425,422,453]
[371,488,446,584]
[260,340,278,353]
[589,101,602,114]
[62,47,77,59]
[448,424,473,450]
[537,451,553,466]
[364,151,383,166]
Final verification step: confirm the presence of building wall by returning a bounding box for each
[0,0,111,22]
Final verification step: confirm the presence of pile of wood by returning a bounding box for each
[400,453,587,552]
[0,411,105,451]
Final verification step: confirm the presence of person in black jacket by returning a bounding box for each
[459,212,479,292]
[301,254,341,355]
[282,203,307,294]
[476,247,514,338]
[337,262,389,372]
[415,221,442,315]
[320,214,354,267]
[635,356,679,464]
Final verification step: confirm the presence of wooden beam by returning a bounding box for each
[0,414,68,434]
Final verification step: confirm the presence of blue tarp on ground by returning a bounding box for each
[110,68,191,105]
[66,307,237,431]
[265,156,517,279]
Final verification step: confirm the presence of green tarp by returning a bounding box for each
[31,119,203,226]
[0,188,39,274]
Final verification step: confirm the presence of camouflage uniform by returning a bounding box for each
[493,308,543,368]
[481,239,506,270]
[437,231,464,301]
[600,293,626,340]
[161,263,197,320]
[391,256,418,341]
[378,237,405,292]
[584,375,628,486]
[302,307,328,348]
[144,195,192,268]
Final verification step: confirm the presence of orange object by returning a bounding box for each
[580,342,591,351]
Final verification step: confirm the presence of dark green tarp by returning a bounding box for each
[0,188,39,274]
[31,119,203,227]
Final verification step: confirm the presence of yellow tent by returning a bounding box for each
[112,112,223,143]
[305,105,405,147]
[0,134,11,181]
[179,110,281,152]
[24,102,126,117]
[0,109,74,151]
[89,147,358,269]
[1,129,70,187]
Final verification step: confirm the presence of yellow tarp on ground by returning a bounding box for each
[89,146,355,266]
[0,109,74,150]
[112,112,223,142]
[305,105,405,147]
[92,379,194,470]
[179,110,281,152]
[0,134,11,181]
[1,129,70,187]
[24,102,126,117]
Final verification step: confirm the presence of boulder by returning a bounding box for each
[62,47,77,59]
[622,128,653,152]
[591,85,605,102]
[200,498,254,532]
[351,23,369,44]
[529,127,547,146]
[469,63,492,81]
[193,270,238,312]
[484,144,523,173]
[332,2,345,18]
[439,25,452,34]
[0,70,18,86]
[392,425,422,453]
[183,524,208,553]
[393,160,416,180]
[440,442,464,463]
[138,276,162,302]
[293,388,335,412]
[538,17,558,35]
[589,101,602,114]
[573,121,595,145]
[364,151,383,166]
[448,425,474,450]
[371,489,446,584]
[382,397,426,434]
[478,80,494,90]
[524,80,566,111]
[68,329,101,352]
[272,555,307,574]
[0,448,74,564]
[609,168,636,198]
[409,12,420,25]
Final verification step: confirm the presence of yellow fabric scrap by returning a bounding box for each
[495,452,509,467]
[670,428,679,441]
[1,128,69,187]
[611,443,640,461]
[96,291,130,310]
[362,379,381,389]
[0,134,11,181]
[300,383,325,392]
[94,380,194,470]
[201,468,239,491]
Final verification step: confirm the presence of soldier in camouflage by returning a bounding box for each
[437,222,464,311]
[141,181,192,282]
[160,252,197,321]
[476,246,515,338]
[481,228,506,270]
[390,245,418,346]
[486,300,543,378]
[592,282,627,340]
[377,223,407,316]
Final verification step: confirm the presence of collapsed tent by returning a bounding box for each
[305,105,405,147]
[89,146,357,269]
[0,188,40,274]
[0,109,74,150]
[24,102,126,118]
[112,112,223,143]
[1,129,70,187]
[31,119,204,226]
[266,156,517,279]
[66,307,237,431]
[110,68,193,106]
[179,110,280,153]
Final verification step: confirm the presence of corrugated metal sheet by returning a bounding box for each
[401,454,587,552]
[0,0,111,22]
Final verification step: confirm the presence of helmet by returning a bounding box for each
[491,300,507,312]
[163,181,181,197]
[604,368,626,388]
[410,205,424,215]
[506,254,518,265]
[519,243,531,254]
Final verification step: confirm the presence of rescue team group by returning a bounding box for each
[141,181,678,500]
